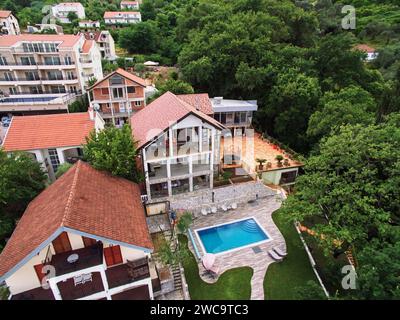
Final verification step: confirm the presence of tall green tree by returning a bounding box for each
[83,125,142,182]
[118,21,159,54]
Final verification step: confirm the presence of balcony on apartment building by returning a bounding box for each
[0,61,76,70]
[0,75,78,85]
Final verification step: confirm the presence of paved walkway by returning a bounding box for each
[187,192,286,300]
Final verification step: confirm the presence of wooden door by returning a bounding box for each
[103,245,123,266]
[82,236,97,248]
[52,232,72,254]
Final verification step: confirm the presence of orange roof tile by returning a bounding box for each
[82,39,94,53]
[0,34,81,48]
[104,11,140,18]
[131,91,224,149]
[354,44,376,53]
[177,93,214,115]
[88,68,146,90]
[0,161,153,279]
[2,113,94,152]
[0,10,12,18]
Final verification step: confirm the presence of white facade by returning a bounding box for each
[142,114,222,201]
[79,20,100,29]
[0,12,20,35]
[121,1,140,10]
[51,3,86,24]
[104,12,142,25]
[5,230,154,300]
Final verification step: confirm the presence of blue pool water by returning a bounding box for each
[197,218,269,254]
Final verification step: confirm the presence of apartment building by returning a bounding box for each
[0,161,159,300]
[104,11,142,25]
[51,2,86,24]
[132,92,225,201]
[0,34,103,116]
[87,68,146,126]
[82,31,116,60]
[121,1,140,10]
[0,10,20,35]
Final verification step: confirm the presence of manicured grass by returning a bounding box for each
[178,235,253,300]
[264,210,320,300]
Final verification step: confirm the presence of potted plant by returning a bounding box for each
[266,162,272,169]
[256,158,267,170]
[284,158,290,166]
[276,155,284,167]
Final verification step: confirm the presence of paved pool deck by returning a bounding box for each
[187,192,286,300]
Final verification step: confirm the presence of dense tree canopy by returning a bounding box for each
[83,125,142,182]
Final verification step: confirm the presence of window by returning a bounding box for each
[29,86,43,94]
[110,75,123,85]
[50,85,66,94]
[226,113,234,124]
[112,87,124,99]
[44,56,61,66]
[213,113,221,122]
[220,113,226,124]
[64,56,73,65]
[47,71,63,80]
[240,112,247,124]
[4,72,14,81]
[25,71,39,81]
[103,245,123,266]
[119,102,126,112]
[101,88,109,95]
[280,171,298,185]
[127,86,135,94]
[82,236,97,248]
[52,232,72,254]
[66,71,75,80]
[134,100,141,107]
[0,56,7,66]
[21,56,36,66]
[48,148,60,172]
[9,87,17,94]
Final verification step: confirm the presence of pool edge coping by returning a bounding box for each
[193,216,273,257]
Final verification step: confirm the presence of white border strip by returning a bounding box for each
[194,216,273,256]
[294,222,330,298]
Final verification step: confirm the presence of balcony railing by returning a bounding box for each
[0,62,75,67]
[48,243,104,277]
[0,90,82,96]
[0,76,77,82]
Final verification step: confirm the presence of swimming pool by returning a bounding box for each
[195,218,271,254]
[0,97,58,103]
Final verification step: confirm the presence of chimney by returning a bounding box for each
[88,106,94,121]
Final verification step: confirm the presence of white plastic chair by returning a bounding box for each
[73,275,83,286]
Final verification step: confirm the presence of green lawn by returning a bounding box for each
[264,210,321,300]
[178,235,253,300]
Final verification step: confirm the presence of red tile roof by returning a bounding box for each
[0,34,82,48]
[177,93,213,115]
[354,44,376,53]
[0,161,153,279]
[88,68,146,90]
[2,113,94,152]
[104,11,140,18]
[131,91,224,149]
[0,10,12,18]
[82,39,94,53]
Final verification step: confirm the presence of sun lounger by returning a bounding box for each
[273,247,287,257]
[268,250,283,262]
[231,203,238,210]
[211,207,217,214]
[221,204,228,212]
[206,207,212,214]
[201,208,208,216]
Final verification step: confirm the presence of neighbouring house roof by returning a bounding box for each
[88,68,146,90]
[131,91,225,149]
[82,39,94,53]
[2,112,94,152]
[210,97,258,112]
[121,1,139,4]
[82,31,101,41]
[177,93,214,115]
[54,2,84,7]
[0,161,153,280]
[104,11,140,19]
[0,34,81,48]
[354,44,376,53]
[0,10,12,19]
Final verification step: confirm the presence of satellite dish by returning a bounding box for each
[93,103,100,112]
